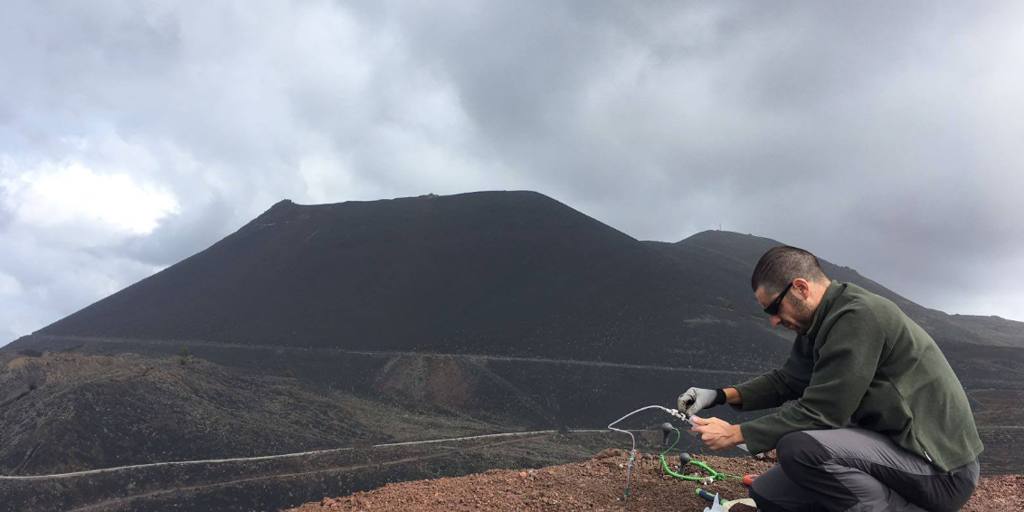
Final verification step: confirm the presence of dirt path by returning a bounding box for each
[2,429,604,480]
[27,334,759,377]
[286,449,1024,512]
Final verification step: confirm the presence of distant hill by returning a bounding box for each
[17,191,1022,360]
[16,192,777,368]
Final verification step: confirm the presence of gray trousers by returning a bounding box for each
[749,428,979,512]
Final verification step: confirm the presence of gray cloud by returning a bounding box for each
[2,0,1023,346]
[0,188,12,230]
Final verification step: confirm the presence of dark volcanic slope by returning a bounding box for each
[26,192,789,366]
[0,351,496,475]
[11,190,1024,377]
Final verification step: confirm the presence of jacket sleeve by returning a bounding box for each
[728,335,814,411]
[739,308,889,454]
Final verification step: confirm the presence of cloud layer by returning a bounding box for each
[2,1,1023,344]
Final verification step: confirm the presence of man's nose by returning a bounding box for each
[770,316,782,327]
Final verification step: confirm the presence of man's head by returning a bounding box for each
[751,246,831,334]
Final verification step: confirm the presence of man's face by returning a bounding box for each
[756,283,816,335]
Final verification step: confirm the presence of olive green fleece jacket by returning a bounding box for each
[731,281,983,473]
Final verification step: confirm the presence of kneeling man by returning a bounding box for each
[680,246,982,512]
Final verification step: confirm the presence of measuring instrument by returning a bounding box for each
[607,405,751,498]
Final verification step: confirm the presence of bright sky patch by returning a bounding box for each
[1,160,179,235]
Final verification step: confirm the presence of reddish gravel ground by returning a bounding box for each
[285,449,1023,511]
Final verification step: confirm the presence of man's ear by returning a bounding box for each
[793,278,812,299]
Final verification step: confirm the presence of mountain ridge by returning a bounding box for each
[18,190,1023,352]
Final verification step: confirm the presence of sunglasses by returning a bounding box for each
[763,282,793,316]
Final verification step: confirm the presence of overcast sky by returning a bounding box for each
[2,1,1023,346]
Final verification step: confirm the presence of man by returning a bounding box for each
[679,246,982,512]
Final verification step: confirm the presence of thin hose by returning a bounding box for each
[606,404,751,497]
[607,405,749,453]
[659,429,743,482]
[607,405,679,498]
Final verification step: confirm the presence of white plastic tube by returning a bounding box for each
[607,405,749,454]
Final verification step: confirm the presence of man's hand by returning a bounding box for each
[690,417,743,451]
[677,387,723,417]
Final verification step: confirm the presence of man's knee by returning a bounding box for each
[777,431,831,475]
[749,468,821,512]
[749,473,769,498]
[748,485,789,512]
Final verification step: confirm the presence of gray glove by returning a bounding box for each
[677,387,724,418]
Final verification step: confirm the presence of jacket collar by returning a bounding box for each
[806,280,845,342]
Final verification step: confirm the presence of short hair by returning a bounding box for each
[751,246,828,294]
